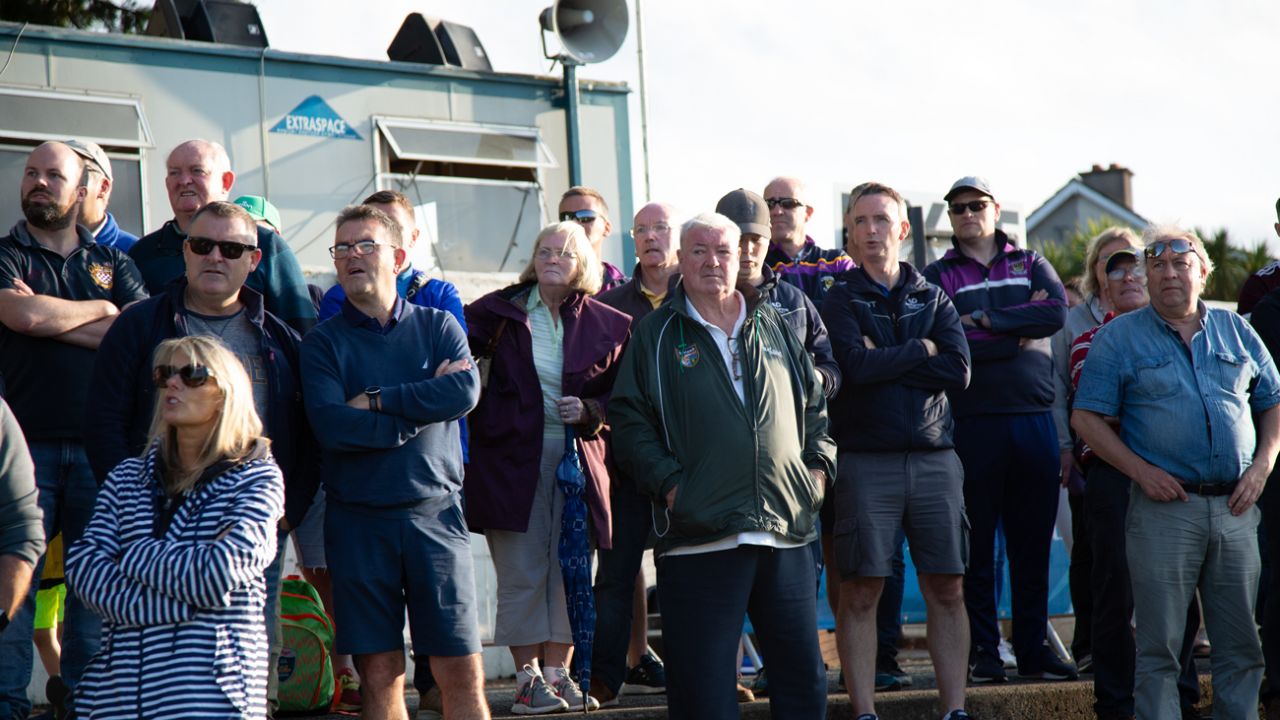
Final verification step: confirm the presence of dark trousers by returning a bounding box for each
[1085,461,1201,716]
[955,411,1060,669]
[591,479,654,693]
[876,531,906,668]
[658,545,826,720]
[1068,490,1093,662]
[1262,465,1280,700]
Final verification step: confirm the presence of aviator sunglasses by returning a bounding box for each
[152,364,213,389]
[187,236,257,260]
[1144,238,1194,258]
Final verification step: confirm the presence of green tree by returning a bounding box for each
[1196,227,1273,302]
[1,1,149,34]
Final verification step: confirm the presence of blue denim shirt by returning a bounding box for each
[1074,303,1280,484]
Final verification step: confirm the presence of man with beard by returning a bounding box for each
[0,141,147,719]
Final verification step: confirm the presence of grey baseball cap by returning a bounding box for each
[944,175,994,202]
[1105,247,1141,272]
[64,139,112,182]
[715,188,771,238]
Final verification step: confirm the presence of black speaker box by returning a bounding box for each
[387,14,492,72]
[145,0,268,49]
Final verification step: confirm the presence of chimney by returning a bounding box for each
[1080,163,1133,210]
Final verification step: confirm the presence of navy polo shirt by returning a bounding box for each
[0,221,148,440]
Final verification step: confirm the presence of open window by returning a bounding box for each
[0,88,153,236]
[375,116,555,274]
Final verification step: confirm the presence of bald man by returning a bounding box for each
[128,139,316,333]
[762,176,854,306]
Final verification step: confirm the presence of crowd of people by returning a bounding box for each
[1,136,1280,720]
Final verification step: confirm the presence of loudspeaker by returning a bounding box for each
[539,0,628,64]
[387,14,492,72]
[145,0,268,48]
[145,0,189,39]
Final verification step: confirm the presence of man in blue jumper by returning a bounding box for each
[65,140,138,253]
[922,176,1075,684]
[301,204,487,720]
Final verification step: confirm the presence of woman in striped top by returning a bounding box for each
[67,335,284,720]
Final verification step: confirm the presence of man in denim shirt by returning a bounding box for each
[1073,225,1280,720]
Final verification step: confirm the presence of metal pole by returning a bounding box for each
[908,205,927,268]
[564,60,583,187]
[634,0,652,200]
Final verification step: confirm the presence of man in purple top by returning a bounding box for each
[762,176,855,306]
[922,176,1074,684]
[558,186,628,293]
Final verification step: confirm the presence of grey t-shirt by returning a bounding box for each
[186,309,270,427]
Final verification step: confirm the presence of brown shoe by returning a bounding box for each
[736,675,755,703]
[589,677,620,708]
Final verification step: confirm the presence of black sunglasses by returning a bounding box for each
[764,197,805,210]
[187,236,257,260]
[153,364,213,389]
[1145,238,1194,258]
[559,209,599,224]
[948,200,991,215]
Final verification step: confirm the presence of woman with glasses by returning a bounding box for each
[464,221,631,714]
[67,335,283,720]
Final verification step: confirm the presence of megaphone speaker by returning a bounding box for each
[541,0,628,64]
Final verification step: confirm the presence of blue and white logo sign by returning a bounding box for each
[271,95,362,140]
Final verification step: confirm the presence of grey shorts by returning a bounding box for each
[291,485,327,568]
[833,449,968,578]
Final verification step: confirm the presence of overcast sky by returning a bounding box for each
[253,0,1280,251]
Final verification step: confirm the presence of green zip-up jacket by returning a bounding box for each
[610,283,837,553]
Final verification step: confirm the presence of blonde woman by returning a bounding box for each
[67,336,283,720]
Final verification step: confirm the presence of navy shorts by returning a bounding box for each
[325,492,481,657]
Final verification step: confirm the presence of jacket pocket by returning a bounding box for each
[1132,357,1179,400]
[213,623,251,713]
[1214,351,1252,396]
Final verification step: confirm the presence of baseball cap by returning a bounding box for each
[63,139,112,182]
[715,188,771,238]
[1105,247,1140,273]
[943,176,995,202]
[233,195,283,233]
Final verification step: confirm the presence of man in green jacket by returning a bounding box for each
[611,212,837,720]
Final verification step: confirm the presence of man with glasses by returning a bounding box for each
[128,139,316,333]
[762,176,854,306]
[66,139,138,253]
[558,186,628,293]
[301,205,488,720]
[590,201,680,706]
[922,176,1073,684]
[84,199,318,714]
[0,141,148,719]
[1074,226,1280,720]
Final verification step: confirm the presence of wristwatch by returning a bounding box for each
[970,308,987,327]
[364,386,381,412]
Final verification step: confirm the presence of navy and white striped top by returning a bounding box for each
[66,443,284,720]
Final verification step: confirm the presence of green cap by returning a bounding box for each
[232,195,282,233]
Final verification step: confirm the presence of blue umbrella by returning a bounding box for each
[557,426,595,712]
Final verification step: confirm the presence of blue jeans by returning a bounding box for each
[0,441,102,720]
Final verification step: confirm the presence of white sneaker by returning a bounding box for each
[998,639,1017,669]
[550,666,600,712]
[512,666,569,715]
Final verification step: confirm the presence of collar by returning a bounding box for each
[684,290,747,337]
[168,276,267,326]
[767,235,816,261]
[395,263,418,297]
[341,295,406,333]
[7,220,96,251]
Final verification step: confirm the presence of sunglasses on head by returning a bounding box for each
[559,209,598,224]
[153,364,213,389]
[948,200,991,215]
[187,236,257,260]
[764,197,805,210]
[1144,238,1194,258]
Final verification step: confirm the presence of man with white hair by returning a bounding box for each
[1074,226,1280,720]
[128,139,316,333]
[611,212,836,719]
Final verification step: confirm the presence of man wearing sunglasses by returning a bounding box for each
[922,176,1073,684]
[0,140,149,719]
[762,176,854,306]
[128,139,316,334]
[1073,227,1280,720]
[558,186,629,293]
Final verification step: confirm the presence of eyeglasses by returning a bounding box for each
[187,236,257,260]
[764,197,805,210]
[1106,265,1146,281]
[948,200,992,215]
[153,363,213,389]
[329,240,388,259]
[536,247,578,261]
[629,223,671,237]
[1145,238,1194,258]
[559,209,598,224]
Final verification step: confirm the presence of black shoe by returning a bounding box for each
[1075,653,1093,674]
[877,656,913,688]
[1016,646,1079,681]
[941,711,974,720]
[968,651,1008,684]
[622,652,666,695]
[752,667,769,697]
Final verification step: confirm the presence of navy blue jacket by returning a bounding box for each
[757,266,841,399]
[83,279,319,527]
[820,264,970,452]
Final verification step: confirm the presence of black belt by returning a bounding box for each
[1179,481,1237,497]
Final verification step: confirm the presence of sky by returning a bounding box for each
[249,0,1280,252]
